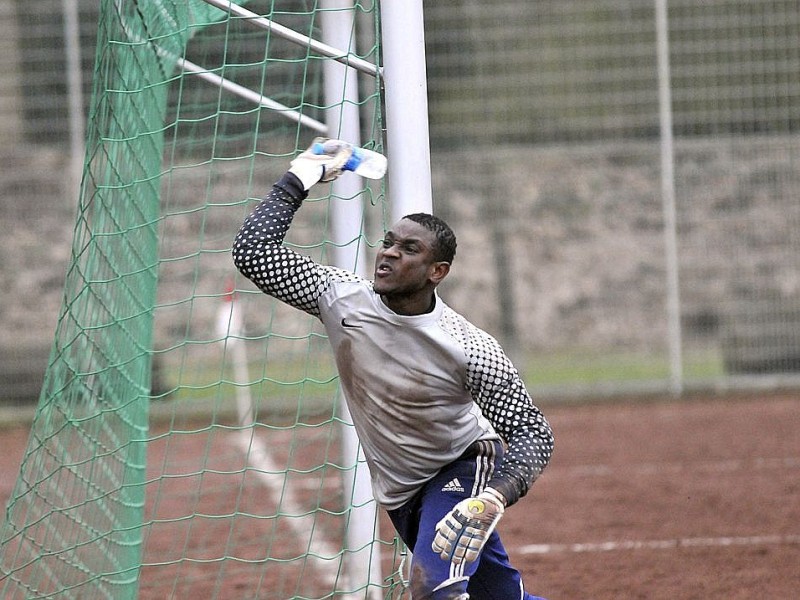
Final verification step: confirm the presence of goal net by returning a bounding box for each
[0,1,400,598]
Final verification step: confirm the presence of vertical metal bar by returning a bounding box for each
[63,0,85,197]
[655,0,684,395]
[320,2,384,597]
[380,0,433,221]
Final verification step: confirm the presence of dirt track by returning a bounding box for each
[515,392,800,599]
[1,392,798,599]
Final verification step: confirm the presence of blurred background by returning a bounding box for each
[1,0,799,407]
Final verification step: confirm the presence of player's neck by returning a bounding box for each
[380,292,436,316]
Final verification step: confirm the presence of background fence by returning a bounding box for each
[1,0,799,404]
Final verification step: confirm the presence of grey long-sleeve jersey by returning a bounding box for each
[232,173,554,510]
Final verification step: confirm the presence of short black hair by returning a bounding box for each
[402,213,457,264]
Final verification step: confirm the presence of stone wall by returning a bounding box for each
[2,137,799,401]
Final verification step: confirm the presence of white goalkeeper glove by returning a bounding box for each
[289,137,354,190]
[432,487,506,565]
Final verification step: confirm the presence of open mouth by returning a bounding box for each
[375,262,392,276]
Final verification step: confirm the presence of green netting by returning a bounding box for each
[0,1,398,598]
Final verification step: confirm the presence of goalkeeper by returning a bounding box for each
[232,140,554,600]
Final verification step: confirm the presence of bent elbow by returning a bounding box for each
[231,235,253,277]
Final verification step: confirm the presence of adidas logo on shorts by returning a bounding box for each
[441,478,465,493]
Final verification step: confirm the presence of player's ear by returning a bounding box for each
[429,261,450,285]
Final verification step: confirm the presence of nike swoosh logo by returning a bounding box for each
[341,318,362,329]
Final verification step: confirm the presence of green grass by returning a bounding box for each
[521,348,725,387]
[154,352,340,424]
[153,347,727,424]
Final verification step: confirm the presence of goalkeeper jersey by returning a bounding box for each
[233,173,554,510]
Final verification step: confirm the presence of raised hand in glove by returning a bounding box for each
[432,487,506,565]
[289,137,354,190]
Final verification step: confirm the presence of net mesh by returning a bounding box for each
[1,1,395,598]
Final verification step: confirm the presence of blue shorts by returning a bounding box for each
[387,440,546,600]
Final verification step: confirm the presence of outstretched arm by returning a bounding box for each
[232,173,328,316]
[232,139,360,315]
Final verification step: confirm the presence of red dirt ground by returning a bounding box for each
[1,391,798,599]
[515,392,800,600]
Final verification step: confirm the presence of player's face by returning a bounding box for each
[373,219,449,314]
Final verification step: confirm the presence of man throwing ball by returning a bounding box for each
[232,139,554,599]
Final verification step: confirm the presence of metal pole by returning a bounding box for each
[377,0,432,582]
[655,0,683,395]
[63,0,85,198]
[179,58,327,132]
[321,2,382,598]
[380,0,433,221]
[201,0,379,77]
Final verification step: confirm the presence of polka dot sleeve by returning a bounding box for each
[462,319,554,506]
[232,173,359,317]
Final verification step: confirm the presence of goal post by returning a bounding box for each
[0,1,432,598]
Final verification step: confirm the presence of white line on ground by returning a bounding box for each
[518,534,800,555]
[222,332,343,589]
[230,431,342,585]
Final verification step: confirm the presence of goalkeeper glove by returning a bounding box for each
[432,487,506,565]
[289,137,353,190]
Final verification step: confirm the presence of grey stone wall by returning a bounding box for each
[2,137,799,401]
